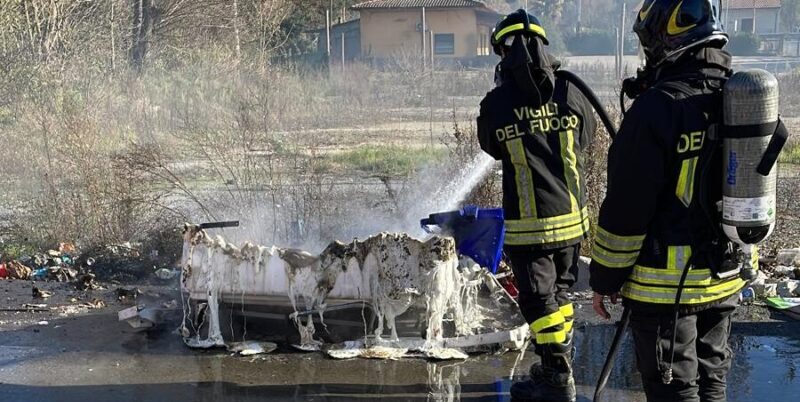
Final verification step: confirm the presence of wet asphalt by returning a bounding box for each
[1,281,800,401]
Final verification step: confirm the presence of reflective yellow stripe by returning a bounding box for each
[493,22,547,42]
[563,319,574,333]
[630,265,715,286]
[536,329,567,344]
[676,157,698,207]
[559,303,574,318]
[507,139,536,218]
[595,226,646,252]
[751,246,760,270]
[592,246,640,268]
[667,246,692,270]
[505,216,589,245]
[530,311,566,333]
[505,207,588,232]
[560,129,580,213]
[622,277,745,305]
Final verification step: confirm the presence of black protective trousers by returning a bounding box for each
[505,244,579,334]
[629,298,737,402]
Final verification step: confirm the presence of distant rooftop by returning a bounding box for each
[351,0,489,10]
[727,0,781,9]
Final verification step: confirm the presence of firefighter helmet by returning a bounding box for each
[634,0,727,65]
[491,9,549,55]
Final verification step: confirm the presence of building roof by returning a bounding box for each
[351,0,488,10]
[727,0,781,9]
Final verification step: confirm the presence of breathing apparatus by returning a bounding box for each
[607,0,792,392]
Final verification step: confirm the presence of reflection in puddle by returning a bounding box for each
[2,325,799,402]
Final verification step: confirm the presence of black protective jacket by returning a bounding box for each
[589,48,748,313]
[478,65,597,249]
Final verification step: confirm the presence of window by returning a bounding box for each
[434,33,455,55]
[740,18,754,33]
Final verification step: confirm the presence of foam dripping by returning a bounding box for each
[180,224,527,358]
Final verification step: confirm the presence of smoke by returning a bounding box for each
[206,151,498,252]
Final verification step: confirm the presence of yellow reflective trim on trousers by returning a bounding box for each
[505,216,589,245]
[559,129,580,213]
[676,157,698,207]
[494,23,547,42]
[667,246,692,270]
[559,303,574,318]
[530,311,566,333]
[563,319,574,333]
[622,278,745,305]
[630,265,715,286]
[595,226,646,252]
[505,207,588,232]
[507,138,536,218]
[535,329,567,344]
[592,246,640,268]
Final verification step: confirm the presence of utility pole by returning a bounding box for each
[421,7,427,69]
[618,1,627,79]
[341,32,346,73]
[326,10,331,58]
[577,0,583,33]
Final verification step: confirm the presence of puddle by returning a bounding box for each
[1,324,798,402]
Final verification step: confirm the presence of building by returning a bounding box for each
[350,0,501,63]
[723,0,781,34]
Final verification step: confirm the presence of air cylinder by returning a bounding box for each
[721,69,779,245]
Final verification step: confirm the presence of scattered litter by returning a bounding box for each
[36,320,49,326]
[32,287,53,299]
[162,300,178,309]
[227,341,277,356]
[83,299,107,309]
[773,266,796,277]
[7,261,32,280]
[777,280,800,297]
[776,249,800,267]
[31,268,48,281]
[154,268,179,280]
[76,273,99,291]
[58,305,89,317]
[0,263,7,279]
[765,297,800,320]
[115,287,141,302]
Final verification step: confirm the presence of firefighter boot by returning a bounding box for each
[510,340,576,402]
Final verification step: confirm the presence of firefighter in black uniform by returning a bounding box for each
[591,1,746,401]
[478,10,596,402]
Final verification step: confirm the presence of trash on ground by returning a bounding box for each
[115,287,141,302]
[227,341,278,356]
[154,268,179,280]
[776,248,800,267]
[32,287,53,299]
[765,296,800,320]
[7,261,32,280]
[82,299,107,309]
[777,280,800,297]
[36,320,49,326]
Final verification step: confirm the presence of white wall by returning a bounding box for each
[725,8,781,34]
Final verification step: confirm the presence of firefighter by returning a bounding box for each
[591,1,746,401]
[478,9,597,402]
